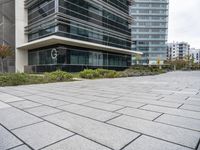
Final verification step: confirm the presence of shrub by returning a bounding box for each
[0,73,45,86]
[79,69,99,79]
[96,69,119,78]
[45,70,73,81]
[119,67,166,77]
[79,69,119,79]
[0,73,27,86]
[0,70,74,87]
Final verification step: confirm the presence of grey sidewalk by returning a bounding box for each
[0,71,200,150]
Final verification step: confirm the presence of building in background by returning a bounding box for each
[190,48,200,64]
[167,42,190,60]
[0,0,15,72]
[131,0,169,65]
[167,42,179,60]
[1,0,141,73]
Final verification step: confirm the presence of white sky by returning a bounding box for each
[168,0,200,49]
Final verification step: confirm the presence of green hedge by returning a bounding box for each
[0,73,46,86]
[79,69,119,79]
[78,68,165,79]
[45,70,73,81]
[0,70,74,86]
[0,68,167,86]
[119,67,166,77]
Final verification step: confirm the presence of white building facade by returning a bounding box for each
[167,42,190,60]
[190,48,200,64]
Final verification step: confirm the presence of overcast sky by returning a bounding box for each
[168,0,200,49]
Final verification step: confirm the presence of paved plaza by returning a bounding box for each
[0,71,200,150]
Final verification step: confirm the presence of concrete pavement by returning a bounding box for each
[0,71,200,150]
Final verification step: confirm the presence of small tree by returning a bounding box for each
[184,54,193,69]
[135,54,142,65]
[0,45,13,73]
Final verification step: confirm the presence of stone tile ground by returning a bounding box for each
[0,71,200,150]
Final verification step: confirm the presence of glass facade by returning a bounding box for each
[25,0,132,72]
[26,0,131,49]
[27,45,131,72]
[131,0,169,64]
[0,0,15,72]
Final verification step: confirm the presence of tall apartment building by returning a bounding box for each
[131,0,169,65]
[1,0,141,73]
[167,42,190,60]
[167,42,179,60]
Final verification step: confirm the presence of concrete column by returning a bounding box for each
[15,0,28,72]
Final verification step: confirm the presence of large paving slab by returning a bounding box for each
[115,98,182,108]
[141,104,200,120]
[9,100,42,109]
[0,125,22,150]
[123,135,192,150]
[44,112,140,150]
[0,107,42,130]
[12,122,74,150]
[116,107,161,120]
[10,145,31,150]
[83,101,125,111]
[43,135,111,150]
[112,100,145,108]
[0,101,11,109]
[1,71,200,150]
[0,93,24,103]
[25,105,62,117]
[180,104,200,112]
[108,115,200,149]
[58,104,120,122]
[155,114,200,131]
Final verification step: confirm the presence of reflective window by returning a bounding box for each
[28,46,129,67]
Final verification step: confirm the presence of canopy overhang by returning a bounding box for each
[17,35,143,55]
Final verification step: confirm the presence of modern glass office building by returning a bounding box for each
[131,0,169,65]
[0,0,15,72]
[11,0,141,73]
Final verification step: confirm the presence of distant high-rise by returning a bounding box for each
[131,0,169,65]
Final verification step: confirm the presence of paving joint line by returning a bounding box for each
[39,134,76,150]
[78,103,122,113]
[40,110,65,118]
[0,123,34,150]
[6,144,24,150]
[154,120,200,133]
[11,121,45,131]
[112,106,127,112]
[156,97,164,100]
[104,114,124,123]
[9,97,194,150]
[137,104,148,109]
[140,107,200,121]
[3,99,115,150]
[119,134,142,150]
[195,138,200,150]
[105,122,195,150]
[185,96,190,100]
[177,103,184,109]
[152,113,164,121]
[116,99,182,109]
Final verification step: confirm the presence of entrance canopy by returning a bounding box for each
[17,35,143,55]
